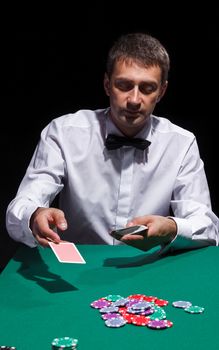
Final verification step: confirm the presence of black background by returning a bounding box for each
[1,7,218,270]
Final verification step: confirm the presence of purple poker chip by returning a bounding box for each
[101,312,120,320]
[90,299,111,309]
[147,319,173,329]
[126,299,142,307]
[142,307,155,316]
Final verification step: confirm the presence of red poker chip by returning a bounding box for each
[154,298,169,306]
[142,296,157,302]
[122,313,134,323]
[128,294,144,300]
[131,315,150,326]
[118,307,127,314]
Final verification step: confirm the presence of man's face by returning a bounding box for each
[104,59,167,137]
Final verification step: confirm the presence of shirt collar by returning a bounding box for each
[105,108,152,143]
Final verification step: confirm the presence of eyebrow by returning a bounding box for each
[115,77,158,85]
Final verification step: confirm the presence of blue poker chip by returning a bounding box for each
[132,301,153,310]
[111,298,129,307]
[99,305,119,313]
[105,316,127,327]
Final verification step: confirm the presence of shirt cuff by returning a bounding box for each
[161,217,210,252]
[158,217,191,254]
[21,204,39,247]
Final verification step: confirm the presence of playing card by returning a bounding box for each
[48,241,86,263]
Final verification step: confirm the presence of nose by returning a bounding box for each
[127,86,141,103]
[127,86,141,109]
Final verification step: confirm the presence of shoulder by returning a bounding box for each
[48,108,107,130]
[151,115,195,140]
[40,109,108,138]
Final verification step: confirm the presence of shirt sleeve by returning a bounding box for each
[168,137,219,250]
[6,120,65,247]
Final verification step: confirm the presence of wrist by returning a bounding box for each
[166,217,177,241]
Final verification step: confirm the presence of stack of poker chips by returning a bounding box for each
[90,294,173,329]
[90,293,204,329]
[51,336,78,349]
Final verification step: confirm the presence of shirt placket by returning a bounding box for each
[115,147,135,229]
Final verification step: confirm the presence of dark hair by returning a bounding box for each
[106,33,170,85]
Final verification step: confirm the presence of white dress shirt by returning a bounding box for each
[6,108,219,249]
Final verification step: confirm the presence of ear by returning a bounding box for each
[104,73,110,96]
[157,80,168,102]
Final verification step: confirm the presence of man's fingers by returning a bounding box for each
[50,211,68,231]
[121,234,144,241]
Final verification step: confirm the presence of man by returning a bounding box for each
[6,32,219,252]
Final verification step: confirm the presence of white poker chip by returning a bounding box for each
[172,300,192,308]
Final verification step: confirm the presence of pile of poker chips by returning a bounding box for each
[90,294,204,330]
[51,336,78,349]
[90,294,173,330]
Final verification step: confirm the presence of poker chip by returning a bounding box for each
[172,300,192,308]
[105,294,124,302]
[126,299,142,307]
[128,294,144,300]
[149,306,166,320]
[105,316,127,327]
[131,315,150,326]
[0,347,16,350]
[99,305,119,313]
[51,336,78,349]
[154,298,169,307]
[147,319,173,329]
[121,312,134,323]
[90,299,111,309]
[142,296,157,302]
[126,306,138,314]
[132,301,153,310]
[118,307,127,314]
[143,307,155,316]
[111,298,129,307]
[101,312,120,320]
[184,305,205,314]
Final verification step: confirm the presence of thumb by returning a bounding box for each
[53,211,68,231]
[127,216,147,227]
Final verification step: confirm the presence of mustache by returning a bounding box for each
[120,108,143,116]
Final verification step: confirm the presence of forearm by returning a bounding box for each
[6,197,39,247]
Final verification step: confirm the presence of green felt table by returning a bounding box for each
[0,244,218,349]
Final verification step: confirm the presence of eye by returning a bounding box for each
[114,80,134,92]
[139,83,157,95]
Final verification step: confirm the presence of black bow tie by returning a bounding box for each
[105,134,151,150]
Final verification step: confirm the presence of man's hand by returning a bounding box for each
[30,207,68,247]
[121,215,177,251]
